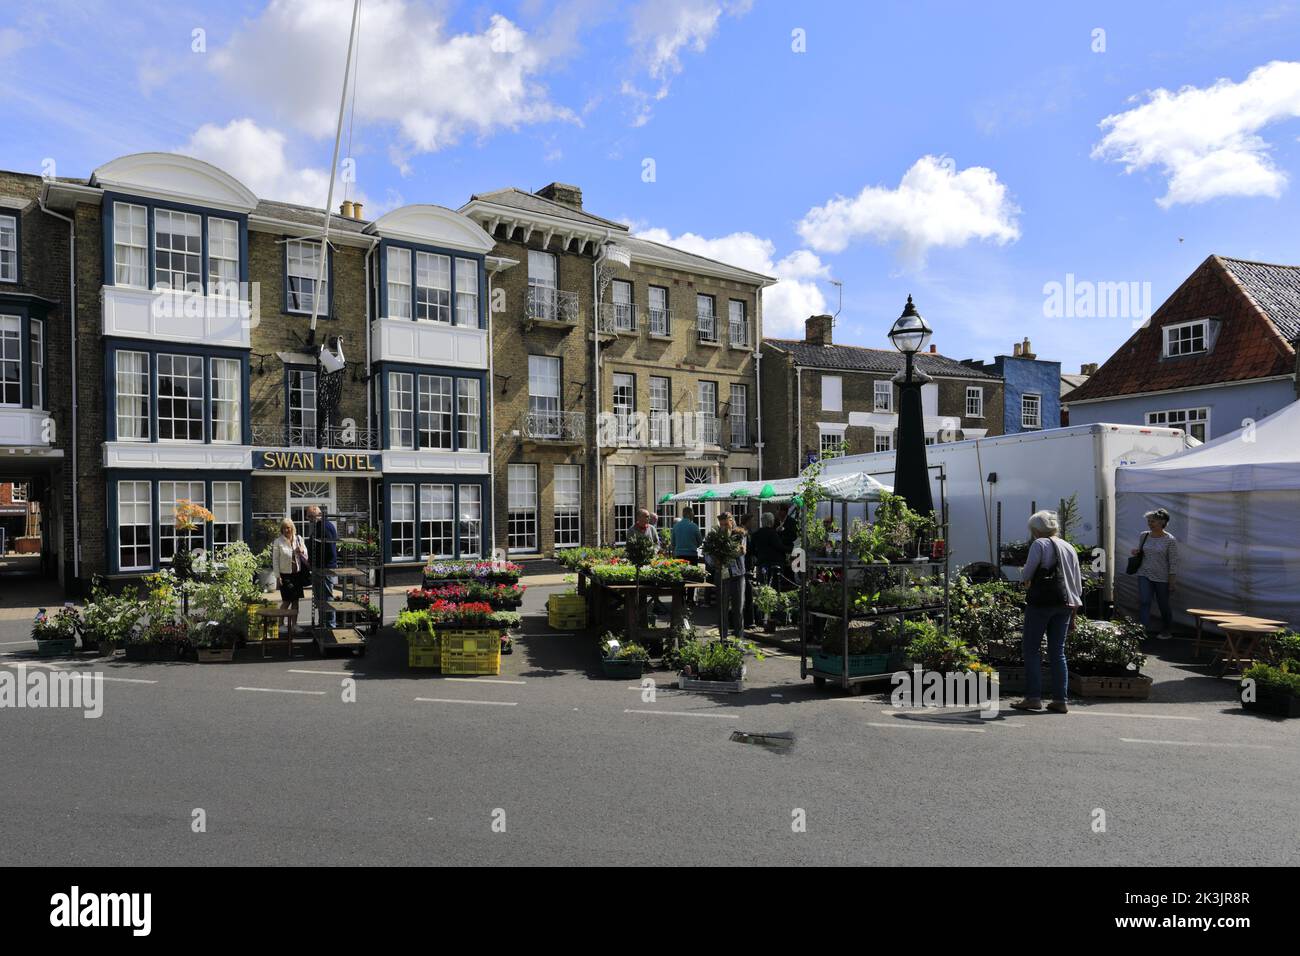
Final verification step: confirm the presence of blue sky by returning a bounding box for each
[3,0,1300,372]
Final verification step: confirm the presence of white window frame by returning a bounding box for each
[648,285,669,336]
[117,480,152,572]
[207,217,240,298]
[819,430,846,459]
[1163,319,1209,358]
[455,258,479,327]
[649,375,671,446]
[696,294,716,343]
[419,483,455,561]
[112,202,148,288]
[158,479,206,564]
[873,379,892,413]
[1021,392,1042,430]
[728,299,748,348]
[457,378,481,451]
[416,251,451,324]
[874,431,893,453]
[966,386,984,419]
[611,279,634,332]
[822,374,842,412]
[1146,407,1210,443]
[29,317,43,410]
[612,372,635,443]
[458,484,483,557]
[114,349,150,440]
[0,213,16,283]
[388,371,415,450]
[390,484,417,561]
[698,381,718,445]
[553,464,582,548]
[612,464,636,544]
[156,353,204,442]
[10,482,27,503]
[211,481,243,548]
[387,246,412,320]
[288,479,334,528]
[729,383,748,447]
[288,368,317,447]
[152,209,202,293]
[418,374,453,450]
[654,465,676,520]
[286,240,328,316]
[0,315,18,407]
[528,355,561,437]
[507,464,539,553]
[211,357,241,444]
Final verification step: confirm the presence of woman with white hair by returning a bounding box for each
[1012,510,1083,714]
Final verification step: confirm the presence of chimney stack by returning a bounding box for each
[1081,362,1098,376]
[805,314,833,346]
[1012,342,1022,357]
[537,182,584,210]
[353,201,364,220]
[1021,336,1036,360]
[928,343,937,353]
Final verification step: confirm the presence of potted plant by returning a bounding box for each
[599,632,650,679]
[814,622,894,677]
[80,581,143,653]
[189,619,238,663]
[170,499,215,582]
[1240,663,1300,718]
[754,584,782,632]
[1065,618,1151,698]
[673,637,749,693]
[32,606,81,657]
[902,617,979,673]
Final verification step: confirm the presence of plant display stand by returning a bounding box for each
[313,560,382,658]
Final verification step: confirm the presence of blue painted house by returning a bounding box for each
[1064,256,1300,442]
[961,338,1061,434]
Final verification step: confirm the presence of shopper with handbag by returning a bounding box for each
[1128,508,1178,640]
[271,518,310,638]
[1012,510,1083,714]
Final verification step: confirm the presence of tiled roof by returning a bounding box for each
[1218,256,1300,341]
[1063,255,1297,404]
[466,187,629,231]
[1060,373,1090,397]
[764,339,999,379]
[252,198,370,234]
[623,235,774,285]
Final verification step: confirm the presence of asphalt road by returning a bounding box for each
[1,584,1296,866]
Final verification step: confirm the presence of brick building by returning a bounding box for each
[459,183,772,553]
[960,337,1062,435]
[760,315,1004,479]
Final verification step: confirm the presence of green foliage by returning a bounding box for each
[753,584,781,619]
[1066,618,1147,674]
[673,638,745,681]
[32,607,82,641]
[1263,630,1300,668]
[821,623,890,655]
[189,542,265,631]
[80,579,143,647]
[1243,662,1300,697]
[554,546,624,569]
[587,561,706,587]
[139,569,181,639]
[599,633,650,662]
[701,526,741,566]
[1057,493,1082,544]
[624,530,658,568]
[903,618,977,672]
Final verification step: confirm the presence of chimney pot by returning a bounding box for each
[929,344,937,353]
[352,201,364,220]
[340,200,354,219]
[1012,342,1021,357]
[805,314,833,346]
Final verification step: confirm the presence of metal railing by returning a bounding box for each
[524,409,584,442]
[599,300,635,333]
[729,319,749,348]
[252,423,379,449]
[697,413,720,445]
[527,286,580,325]
[648,411,673,447]
[729,418,749,448]
[696,312,717,343]
[648,307,671,337]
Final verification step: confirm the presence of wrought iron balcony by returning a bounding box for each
[697,413,721,446]
[647,307,672,337]
[527,286,580,325]
[696,312,718,343]
[251,423,379,450]
[523,409,585,443]
[598,301,636,334]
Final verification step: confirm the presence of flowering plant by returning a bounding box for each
[423,560,524,584]
[32,607,82,642]
[173,499,216,532]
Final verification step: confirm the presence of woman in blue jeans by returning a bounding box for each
[1012,510,1084,714]
[1131,508,1178,639]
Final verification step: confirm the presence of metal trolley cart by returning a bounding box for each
[799,466,951,695]
[307,512,383,658]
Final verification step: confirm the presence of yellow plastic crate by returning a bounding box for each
[548,611,587,630]
[547,594,586,614]
[440,629,502,675]
[408,645,440,669]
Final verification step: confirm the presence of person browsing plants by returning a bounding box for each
[1012,510,1083,715]
[1128,508,1179,640]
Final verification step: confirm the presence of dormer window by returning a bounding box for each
[1163,319,1210,357]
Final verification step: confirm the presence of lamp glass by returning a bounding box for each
[888,313,933,355]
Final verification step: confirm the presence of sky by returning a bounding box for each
[3,0,1300,372]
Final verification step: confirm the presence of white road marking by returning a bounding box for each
[287,669,366,677]
[1066,710,1199,721]
[866,721,986,734]
[414,697,518,707]
[0,640,35,646]
[442,677,526,685]
[623,709,740,720]
[235,686,326,696]
[1120,738,1271,750]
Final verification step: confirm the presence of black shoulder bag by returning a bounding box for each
[1026,539,1069,607]
[1125,532,1149,576]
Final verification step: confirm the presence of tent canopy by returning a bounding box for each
[1116,400,1300,494]
[666,472,891,505]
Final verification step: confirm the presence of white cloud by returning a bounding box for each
[635,227,828,336]
[181,118,339,209]
[622,0,751,124]
[796,156,1020,266]
[210,0,575,158]
[1092,60,1300,207]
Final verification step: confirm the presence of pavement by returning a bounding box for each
[0,580,1295,866]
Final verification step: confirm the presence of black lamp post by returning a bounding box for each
[888,295,935,516]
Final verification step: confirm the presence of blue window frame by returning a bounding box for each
[0,296,54,409]
[376,239,486,330]
[105,471,253,574]
[101,192,249,295]
[376,361,487,452]
[103,339,251,445]
[0,210,21,285]
[381,474,490,564]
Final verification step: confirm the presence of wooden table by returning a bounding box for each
[1187,608,1241,658]
[1197,612,1286,658]
[594,580,714,642]
[1213,622,1281,676]
[253,607,298,659]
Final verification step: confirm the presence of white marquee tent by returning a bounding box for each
[1115,400,1300,628]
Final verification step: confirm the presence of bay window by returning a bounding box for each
[0,316,19,406]
[420,483,455,560]
[418,374,453,449]
[386,369,482,451]
[117,480,152,572]
[457,378,481,450]
[207,217,240,297]
[390,484,416,560]
[157,353,204,441]
[388,371,415,449]
[153,210,202,292]
[387,247,412,319]
[112,202,148,288]
[29,318,43,410]
[211,357,241,443]
[211,481,243,547]
[115,350,150,439]
[458,485,482,557]
[158,480,206,563]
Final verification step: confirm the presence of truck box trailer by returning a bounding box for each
[816,423,1195,598]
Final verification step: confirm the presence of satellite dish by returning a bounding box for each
[320,337,346,373]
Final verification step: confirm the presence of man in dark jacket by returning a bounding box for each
[750,511,787,587]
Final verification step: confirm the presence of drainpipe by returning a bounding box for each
[40,196,78,584]
[487,267,497,558]
[795,364,803,474]
[754,289,763,478]
[593,232,611,545]
[363,240,375,538]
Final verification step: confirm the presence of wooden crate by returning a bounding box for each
[1068,673,1153,699]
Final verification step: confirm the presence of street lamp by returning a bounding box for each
[888,295,935,516]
